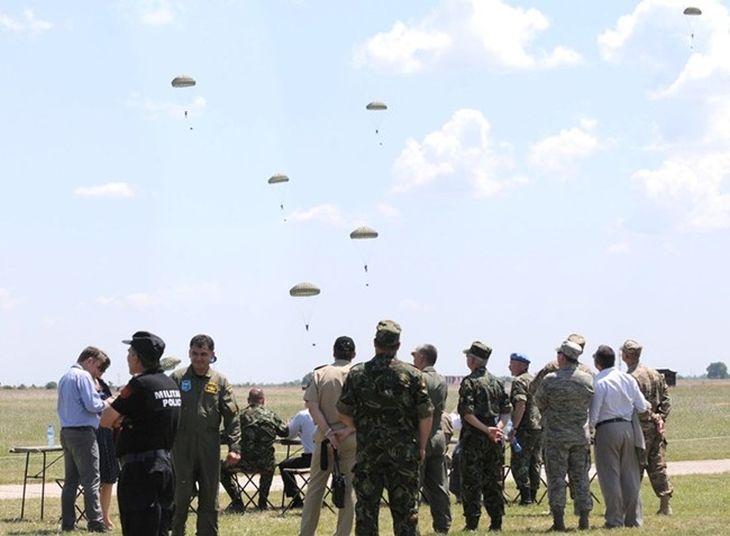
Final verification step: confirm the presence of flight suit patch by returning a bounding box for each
[181,379,192,392]
[204,382,218,394]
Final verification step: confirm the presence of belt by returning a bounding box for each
[62,426,94,431]
[596,417,630,428]
[120,449,169,466]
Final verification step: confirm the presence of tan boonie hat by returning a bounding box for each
[463,341,492,361]
[556,340,582,361]
[567,333,586,350]
[374,320,401,348]
[621,339,642,355]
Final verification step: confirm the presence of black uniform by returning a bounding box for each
[112,370,181,536]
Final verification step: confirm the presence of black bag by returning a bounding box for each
[331,447,346,509]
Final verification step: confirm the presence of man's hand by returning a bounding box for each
[224,451,241,467]
[655,416,666,435]
[486,426,503,444]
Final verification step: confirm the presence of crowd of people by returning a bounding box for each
[56,322,673,535]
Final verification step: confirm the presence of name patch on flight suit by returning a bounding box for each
[204,382,219,395]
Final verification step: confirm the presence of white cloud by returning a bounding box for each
[287,204,344,225]
[598,0,730,98]
[140,1,177,25]
[354,21,451,74]
[393,108,525,197]
[127,92,206,120]
[528,118,602,176]
[0,9,52,34]
[74,182,135,199]
[633,152,730,231]
[97,282,222,308]
[0,288,20,311]
[355,0,582,73]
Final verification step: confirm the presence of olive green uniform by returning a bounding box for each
[170,366,240,536]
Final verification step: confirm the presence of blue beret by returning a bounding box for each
[510,352,531,365]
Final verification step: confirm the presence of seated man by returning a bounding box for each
[278,376,317,508]
[221,388,289,511]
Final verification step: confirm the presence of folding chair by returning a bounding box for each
[55,479,85,524]
[231,470,278,511]
[279,467,335,516]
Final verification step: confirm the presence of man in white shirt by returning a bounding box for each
[590,345,650,529]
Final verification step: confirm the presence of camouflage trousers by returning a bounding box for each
[543,442,592,515]
[460,437,504,522]
[353,458,420,536]
[510,429,542,492]
[641,427,673,498]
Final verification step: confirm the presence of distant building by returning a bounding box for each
[657,368,677,387]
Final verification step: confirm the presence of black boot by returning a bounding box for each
[531,487,540,503]
[519,486,534,505]
[489,515,502,531]
[464,517,480,531]
[549,511,566,532]
[578,511,590,530]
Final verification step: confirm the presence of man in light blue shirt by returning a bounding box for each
[57,346,108,533]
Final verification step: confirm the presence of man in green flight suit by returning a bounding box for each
[338,320,433,536]
[170,334,241,536]
[220,387,288,511]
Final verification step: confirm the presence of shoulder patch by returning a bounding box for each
[119,385,132,399]
[204,381,219,394]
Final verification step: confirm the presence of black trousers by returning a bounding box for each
[278,453,313,497]
[118,455,174,536]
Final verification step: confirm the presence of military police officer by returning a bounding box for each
[101,331,181,536]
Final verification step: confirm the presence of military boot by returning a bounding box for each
[657,495,672,515]
[489,515,502,531]
[464,517,480,531]
[578,511,590,530]
[548,511,566,532]
[519,486,534,505]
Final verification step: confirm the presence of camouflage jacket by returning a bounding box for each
[239,404,288,467]
[534,364,593,447]
[337,354,433,465]
[530,359,593,397]
[510,371,541,431]
[627,363,671,428]
[458,365,511,444]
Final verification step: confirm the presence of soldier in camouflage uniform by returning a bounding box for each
[221,388,289,511]
[507,352,542,505]
[458,341,511,532]
[337,320,433,536]
[412,343,451,534]
[534,340,594,532]
[171,334,241,536]
[621,339,673,515]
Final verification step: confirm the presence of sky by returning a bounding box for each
[1,0,729,388]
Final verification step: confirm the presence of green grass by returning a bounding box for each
[1,380,728,534]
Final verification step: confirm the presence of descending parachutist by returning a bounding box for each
[184,110,188,119]
[305,324,310,332]
[364,264,368,273]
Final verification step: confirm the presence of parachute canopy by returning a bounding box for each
[268,173,290,185]
[171,75,196,88]
[683,7,701,15]
[350,226,379,240]
[289,282,320,297]
[366,101,387,111]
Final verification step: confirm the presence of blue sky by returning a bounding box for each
[1,0,729,387]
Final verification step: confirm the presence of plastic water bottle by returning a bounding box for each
[504,420,523,453]
[47,424,55,448]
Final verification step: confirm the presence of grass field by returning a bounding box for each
[0,379,728,534]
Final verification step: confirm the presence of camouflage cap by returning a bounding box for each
[567,333,586,350]
[463,341,492,361]
[374,319,401,348]
[621,339,642,355]
[556,340,582,361]
[301,371,314,390]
